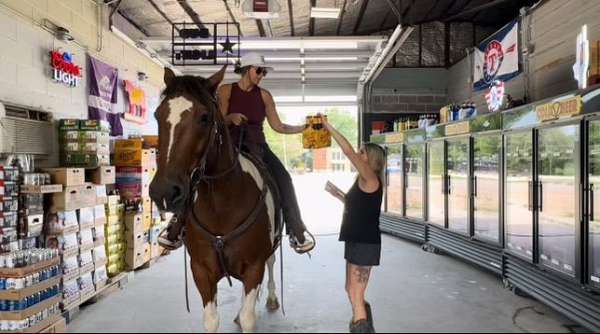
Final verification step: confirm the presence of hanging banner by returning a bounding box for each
[88,56,122,136]
[123,80,148,124]
[473,20,520,91]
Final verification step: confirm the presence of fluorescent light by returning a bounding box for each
[311,7,341,19]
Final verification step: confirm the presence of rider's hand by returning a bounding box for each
[228,113,248,126]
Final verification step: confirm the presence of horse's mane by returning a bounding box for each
[162,75,212,102]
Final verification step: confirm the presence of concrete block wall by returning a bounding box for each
[0,0,163,117]
[370,68,448,114]
[0,1,164,165]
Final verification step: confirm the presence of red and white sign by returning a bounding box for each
[473,21,520,91]
[51,51,82,87]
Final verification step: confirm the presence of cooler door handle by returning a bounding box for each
[441,174,445,194]
[528,181,533,211]
[473,176,478,197]
[538,182,543,212]
[447,175,452,195]
[591,184,595,222]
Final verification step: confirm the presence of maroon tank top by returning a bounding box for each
[228,83,267,144]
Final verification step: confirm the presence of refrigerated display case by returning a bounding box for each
[537,123,580,278]
[471,114,503,244]
[504,128,535,262]
[404,129,426,221]
[588,119,600,289]
[427,139,446,227]
[386,143,404,217]
[447,137,470,235]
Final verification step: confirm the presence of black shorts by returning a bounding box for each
[344,242,381,266]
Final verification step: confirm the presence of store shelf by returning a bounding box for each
[0,295,61,320]
[0,258,60,278]
[3,314,63,334]
[20,185,63,194]
[0,276,61,301]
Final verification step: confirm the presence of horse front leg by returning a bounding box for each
[266,254,280,311]
[238,265,265,333]
[190,261,220,333]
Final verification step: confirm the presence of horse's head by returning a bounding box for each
[149,66,227,214]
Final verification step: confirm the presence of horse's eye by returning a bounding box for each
[199,114,209,125]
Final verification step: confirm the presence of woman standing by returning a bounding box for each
[322,115,385,333]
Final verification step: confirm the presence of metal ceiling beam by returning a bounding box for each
[256,20,266,37]
[422,0,442,22]
[116,9,150,37]
[309,0,316,36]
[401,0,416,23]
[444,0,516,22]
[383,0,403,23]
[336,0,348,36]
[176,0,208,32]
[146,0,179,32]
[222,0,243,36]
[352,0,370,35]
[288,0,296,36]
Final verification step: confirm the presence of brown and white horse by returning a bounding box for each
[149,67,281,333]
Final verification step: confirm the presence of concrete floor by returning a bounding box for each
[69,235,576,333]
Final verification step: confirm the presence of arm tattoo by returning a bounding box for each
[353,266,371,284]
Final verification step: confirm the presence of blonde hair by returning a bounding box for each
[364,143,386,183]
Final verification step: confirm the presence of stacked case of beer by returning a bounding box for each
[0,167,20,253]
[87,167,114,288]
[104,195,125,277]
[114,139,158,269]
[59,119,110,168]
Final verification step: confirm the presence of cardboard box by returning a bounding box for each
[142,135,159,149]
[80,131,109,143]
[125,243,150,269]
[91,166,116,185]
[80,119,109,131]
[45,168,85,186]
[116,182,150,200]
[105,223,124,236]
[52,184,96,211]
[61,153,110,168]
[126,230,149,250]
[95,184,108,204]
[115,146,156,167]
[78,207,95,229]
[93,205,106,226]
[106,203,124,216]
[150,243,163,259]
[125,213,144,234]
[59,119,80,131]
[143,197,151,213]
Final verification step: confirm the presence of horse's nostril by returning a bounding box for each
[171,184,185,204]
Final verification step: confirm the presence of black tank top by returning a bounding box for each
[339,179,383,244]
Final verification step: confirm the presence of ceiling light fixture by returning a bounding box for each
[310,7,341,19]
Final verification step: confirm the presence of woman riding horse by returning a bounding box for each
[160,52,316,254]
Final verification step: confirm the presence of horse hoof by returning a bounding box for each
[266,298,280,312]
[234,315,241,327]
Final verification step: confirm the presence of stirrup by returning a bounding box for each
[158,228,183,251]
[289,231,316,254]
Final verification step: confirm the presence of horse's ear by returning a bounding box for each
[207,65,227,91]
[164,67,176,86]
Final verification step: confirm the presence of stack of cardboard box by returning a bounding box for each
[0,167,20,252]
[114,139,159,269]
[44,168,100,310]
[59,119,110,168]
[88,167,114,288]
